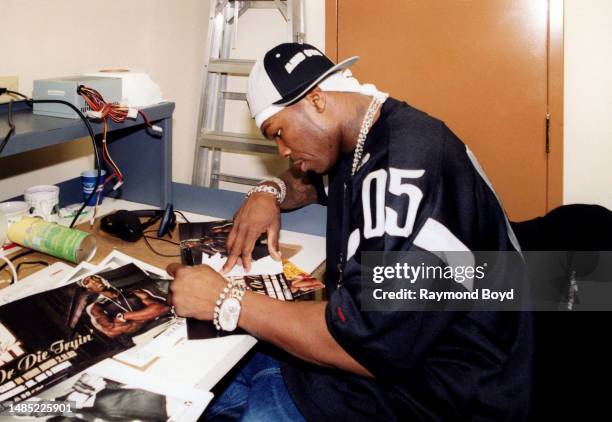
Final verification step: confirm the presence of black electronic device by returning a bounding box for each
[101,203,176,242]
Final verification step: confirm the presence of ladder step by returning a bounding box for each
[248,1,288,9]
[193,0,303,188]
[215,174,261,186]
[198,131,278,154]
[208,59,255,75]
[226,0,286,21]
[221,91,247,101]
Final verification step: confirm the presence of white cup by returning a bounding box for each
[24,185,60,222]
[0,202,28,245]
[0,201,29,225]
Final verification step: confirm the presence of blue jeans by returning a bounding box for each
[204,352,306,421]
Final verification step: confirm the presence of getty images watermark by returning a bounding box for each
[371,261,514,303]
[360,251,612,311]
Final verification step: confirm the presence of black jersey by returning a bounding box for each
[281,98,533,421]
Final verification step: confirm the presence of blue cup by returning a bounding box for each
[81,169,106,206]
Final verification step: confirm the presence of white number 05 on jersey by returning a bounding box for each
[347,168,424,261]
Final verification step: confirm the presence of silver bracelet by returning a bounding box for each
[246,184,282,204]
[267,177,287,204]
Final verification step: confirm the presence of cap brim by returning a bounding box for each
[273,56,359,106]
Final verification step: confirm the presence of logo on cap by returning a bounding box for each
[285,49,324,74]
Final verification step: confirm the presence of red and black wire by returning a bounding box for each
[77,85,155,189]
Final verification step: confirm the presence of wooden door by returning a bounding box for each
[326,0,563,221]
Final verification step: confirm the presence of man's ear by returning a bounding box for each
[304,86,326,113]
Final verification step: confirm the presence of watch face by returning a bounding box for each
[219,297,241,331]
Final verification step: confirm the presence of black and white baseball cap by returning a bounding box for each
[247,43,358,128]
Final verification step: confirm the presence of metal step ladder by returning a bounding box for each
[192,0,304,188]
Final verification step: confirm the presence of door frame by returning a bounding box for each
[325,0,564,215]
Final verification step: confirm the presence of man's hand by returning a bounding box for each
[222,191,281,273]
[166,263,227,320]
[221,168,321,273]
[166,265,372,377]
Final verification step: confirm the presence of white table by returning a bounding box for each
[65,198,326,391]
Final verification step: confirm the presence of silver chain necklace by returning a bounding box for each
[351,97,383,176]
[337,97,382,290]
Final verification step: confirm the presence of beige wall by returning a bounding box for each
[0,0,209,200]
[3,1,611,210]
[0,0,325,200]
[564,0,612,209]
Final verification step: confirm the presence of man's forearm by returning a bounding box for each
[238,291,372,377]
[275,167,319,210]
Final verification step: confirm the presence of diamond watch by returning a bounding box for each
[214,279,246,332]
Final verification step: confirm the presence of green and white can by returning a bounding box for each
[8,217,96,263]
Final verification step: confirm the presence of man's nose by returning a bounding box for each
[276,140,291,158]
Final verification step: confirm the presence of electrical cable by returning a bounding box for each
[16,259,49,271]
[0,253,49,285]
[174,210,191,224]
[0,250,34,272]
[143,230,180,245]
[6,90,101,228]
[0,99,16,155]
[8,260,49,285]
[140,210,191,257]
[142,235,181,257]
[0,250,35,284]
[4,87,161,228]
[15,259,49,273]
[78,86,124,187]
[76,85,161,191]
[0,254,18,284]
[4,90,27,100]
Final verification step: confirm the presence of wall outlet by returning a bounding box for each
[0,76,19,104]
